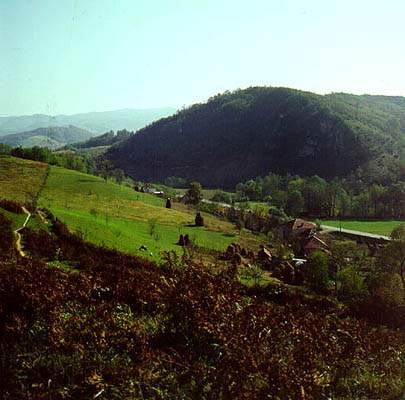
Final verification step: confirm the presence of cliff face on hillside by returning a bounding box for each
[107,87,403,188]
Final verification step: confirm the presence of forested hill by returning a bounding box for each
[106,87,404,188]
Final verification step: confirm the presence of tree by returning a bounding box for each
[336,266,367,302]
[97,159,114,181]
[212,190,232,204]
[241,264,264,287]
[285,189,304,216]
[244,179,262,201]
[112,169,125,184]
[186,181,203,205]
[305,251,330,293]
[235,218,243,233]
[369,184,386,218]
[379,224,405,300]
[148,218,157,237]
[302,176,328,216]
[0,144,11,155]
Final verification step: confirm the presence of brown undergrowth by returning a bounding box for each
[0,212,404,399]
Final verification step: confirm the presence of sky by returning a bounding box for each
[1,0,405,116]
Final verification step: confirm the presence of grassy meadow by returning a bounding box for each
[321,219,403,236]
[0,155,48,203]
[38,166,241,259]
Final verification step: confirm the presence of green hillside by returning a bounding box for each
[1,158,404,400]
[107,87,404,188]
[38,166,241,258]
[0,155,48,203]
[0,156,246,259]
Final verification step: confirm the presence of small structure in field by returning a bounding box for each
[195,212,204,227]
[142,186,165,196]
[178,234,191,246]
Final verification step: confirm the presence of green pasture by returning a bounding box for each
[321,220,403,237]
[38,166,238,259]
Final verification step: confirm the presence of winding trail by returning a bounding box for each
[14,206,31,257]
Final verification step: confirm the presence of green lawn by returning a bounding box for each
[321,220,403,236]
[39,166,238,259]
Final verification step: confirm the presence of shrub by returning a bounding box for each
[212,190,233,204]
[0,213,15,257]
[186,181,203,205]
[336,266,368,302]
[0,199,24,214]
[147,218,157,236]
[305,251,330,293]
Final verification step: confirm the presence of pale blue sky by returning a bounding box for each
[1,0,405,116]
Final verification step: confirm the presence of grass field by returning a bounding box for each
[0,156,48,204]
[0,156,263,259]
[38,166,241,259]
[321,220,403,236]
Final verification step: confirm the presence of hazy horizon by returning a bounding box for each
[0,106,177,119]
[2,0,405,116]
[1,87,405,119]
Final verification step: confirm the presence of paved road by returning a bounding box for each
[320,224,391,241]
[14,206,31,257]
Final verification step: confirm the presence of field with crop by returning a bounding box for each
[321,219,403,236]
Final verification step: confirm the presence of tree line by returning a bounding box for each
[233,157,404,219]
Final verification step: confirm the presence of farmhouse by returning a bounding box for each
[300,235,330,256]
[281,218,316,240]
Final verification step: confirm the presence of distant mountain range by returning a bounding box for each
[0,126,95,149]
[0,108,177,137]
[106,87,405,188]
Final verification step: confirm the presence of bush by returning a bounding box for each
[0,143,12,155]
[0,213,15,257]
[305,251,330,293]
[0,221,404,399]
[336,266,368,302]
[186,181,203,205]
[0,199,24,214]
[211,190,233,204]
